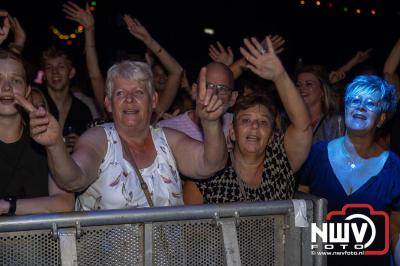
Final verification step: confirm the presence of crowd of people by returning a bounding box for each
[1,4,400,265]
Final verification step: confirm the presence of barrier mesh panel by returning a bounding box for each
[152,219,224,265]
[0,230,60,266]
[237,215,284,266]
[0,215,286,266]
[76,224,142,265]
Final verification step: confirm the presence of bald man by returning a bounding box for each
[158,62,238,143]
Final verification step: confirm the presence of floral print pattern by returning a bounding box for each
[76,123,183,210]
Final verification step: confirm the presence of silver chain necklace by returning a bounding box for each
[341,140,362,170]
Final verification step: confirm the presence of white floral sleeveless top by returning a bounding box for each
[76,123,183,210]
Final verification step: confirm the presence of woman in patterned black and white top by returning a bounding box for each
[183,36,313,203]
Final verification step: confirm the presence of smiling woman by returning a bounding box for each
[183,36,312,204]
[18,58,228,211]
[298,74,400,265]
[294,65,345,143]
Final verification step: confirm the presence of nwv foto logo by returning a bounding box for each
[310,204,389,255]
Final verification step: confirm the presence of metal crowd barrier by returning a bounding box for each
[0,194,327,266]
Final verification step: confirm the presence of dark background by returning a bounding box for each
[1,0,400,83]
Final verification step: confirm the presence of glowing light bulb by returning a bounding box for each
[204,28,215,35]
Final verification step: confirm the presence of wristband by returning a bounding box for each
[3,196,17,216]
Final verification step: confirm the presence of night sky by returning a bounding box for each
[1,0,400,83]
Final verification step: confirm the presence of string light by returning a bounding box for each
[50,1,97,44]
[298,0,380,16]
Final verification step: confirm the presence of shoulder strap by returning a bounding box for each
[120,136,154,207]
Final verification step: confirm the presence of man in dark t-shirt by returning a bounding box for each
[0,48,74,215]
[40,47,92,153]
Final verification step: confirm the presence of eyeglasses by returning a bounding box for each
[346,96,381,112]
[206,82,232,96]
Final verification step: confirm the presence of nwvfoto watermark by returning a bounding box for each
[311,204,389,255]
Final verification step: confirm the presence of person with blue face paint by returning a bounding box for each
[299,75,400,265]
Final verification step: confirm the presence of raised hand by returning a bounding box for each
[0,11,10,44]
[329,69,346,84]
[62,1,94,29]
[8,16,26,47]
[14,94,62,147]
[240,37,285,82]
[196,67,224,122]
[123,15,151,44]
[352,49,372,65]
[208,41,234,66]
[261,35,285,54]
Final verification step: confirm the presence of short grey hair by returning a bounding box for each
[105,61,154,97]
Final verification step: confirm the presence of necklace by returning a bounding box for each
[341,140,359,170]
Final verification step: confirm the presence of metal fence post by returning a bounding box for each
[217,217,241,266]
[58,228,78,266]
[144,223,153,266]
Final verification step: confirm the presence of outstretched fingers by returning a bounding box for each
[264,36,275,55]
[206,95,223,113]
[197,67,207,105]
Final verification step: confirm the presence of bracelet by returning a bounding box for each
[3,196,17,216]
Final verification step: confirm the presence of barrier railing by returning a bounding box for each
[0,194,327,266]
